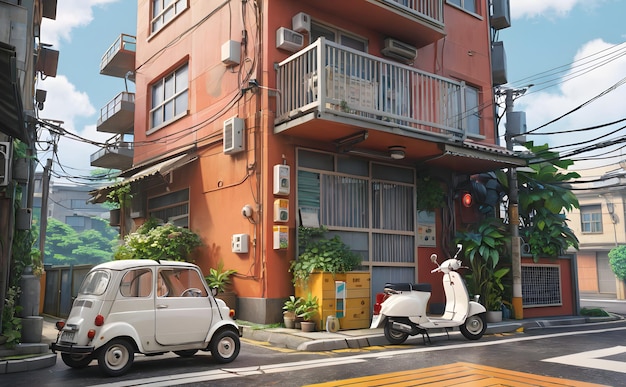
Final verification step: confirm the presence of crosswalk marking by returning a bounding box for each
[543,346,626,374]
[305,362,609,387]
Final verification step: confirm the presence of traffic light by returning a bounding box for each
[457,172,505,215]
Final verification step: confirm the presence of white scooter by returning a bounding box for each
[370,245,487,344]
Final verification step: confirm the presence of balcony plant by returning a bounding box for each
[290,226,362,287]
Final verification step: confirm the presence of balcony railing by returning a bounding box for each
[275,38,469,140]
[90,135,134,170]
[100,34,136,79]
[379,0,444,27]
[97,91,135,133]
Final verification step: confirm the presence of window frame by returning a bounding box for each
[465,84,481,136]
[580,204,603,234]
[151,0,189,35]
[447,0,479,15]
[148,188,190,227]
[149,62,189,133]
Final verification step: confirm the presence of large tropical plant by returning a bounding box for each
[455,217,509,310]
[114,221,202,262]
[497,142,579,261]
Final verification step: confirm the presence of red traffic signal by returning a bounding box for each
[461,192,473,207]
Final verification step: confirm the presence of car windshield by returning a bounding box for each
[79,270,111,295]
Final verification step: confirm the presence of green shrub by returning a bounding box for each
[608,245,626,281]
[114,223,202,262]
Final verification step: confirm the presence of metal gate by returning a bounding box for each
[43,264,93,318]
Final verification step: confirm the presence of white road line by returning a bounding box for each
[89,325,626,386]
[543,346,626,374]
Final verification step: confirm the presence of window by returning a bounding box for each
[120,269,153,297]
[150,63,189,130]
[148,188,189,227]
[151,0,188,34]
[581,205,603,233]
[448,0,477,14]
[66,215,86,232]
[310,22,367,52]
[466,85,480,135]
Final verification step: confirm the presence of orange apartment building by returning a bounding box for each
[90,0,525,324]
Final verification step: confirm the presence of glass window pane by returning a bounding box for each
[152,82,164,107]
[164,75,175,98]
[152,108,163,127]
[175,92,188,116]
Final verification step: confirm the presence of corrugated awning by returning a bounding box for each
[421,142,527,174]
[0,42,27,144]
[89,152,197,203]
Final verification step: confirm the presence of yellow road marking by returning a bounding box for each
[305,361,609,387]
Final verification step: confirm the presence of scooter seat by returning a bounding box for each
[384,282,432,292]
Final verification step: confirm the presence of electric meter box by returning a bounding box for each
[231,233,249,253]
[274,199,289,222]
[273,164,290,195]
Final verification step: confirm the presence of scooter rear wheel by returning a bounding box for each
[384,319,409,345]
[460,313,486,340]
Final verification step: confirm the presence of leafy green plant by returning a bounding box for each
[114,223,202,262]
[290,226,362,286]
[296,293,319,322]
[455,217,510,310]
[283,296,302,317]
[106,184,132,209]
[416,175,445,211]
[205,260,237,293]
[608,245,626,281]
[1,287,22,348]
[497,142,579,261]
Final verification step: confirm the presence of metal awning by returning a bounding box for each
[89,152,197,203]
[0,42,27,144]
[421,141,527,175]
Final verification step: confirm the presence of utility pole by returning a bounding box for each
[39,158,52,260]
[504,88,523,319]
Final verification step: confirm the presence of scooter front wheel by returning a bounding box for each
[384,319,409,345]
[460,313,486,340]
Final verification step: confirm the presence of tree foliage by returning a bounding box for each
[608,245,626,281]
[44,218,117,266]
[497,142,580,261]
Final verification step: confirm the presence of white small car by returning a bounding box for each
[51,260,241,376]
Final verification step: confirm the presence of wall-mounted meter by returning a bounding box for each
[273,164,290,195]
[232,233,249,253]
[274,199,289,222]
[273,226,288,250]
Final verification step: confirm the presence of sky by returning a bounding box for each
[37,0,626,185]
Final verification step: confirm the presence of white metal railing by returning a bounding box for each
[379,0,444,27]
[100,34,136,72]
[275,38,468,139]
[90,134,134,163]
[98,91,135,126]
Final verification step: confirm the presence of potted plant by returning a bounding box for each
[297,293,319,332]
[205,260,238,312]
[106,183,132,226]
[484,267,510,322]
[282,296,301,329]
[290,226,362,287]
[455,217,510,321]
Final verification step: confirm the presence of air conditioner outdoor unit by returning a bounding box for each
[223,116,245,155]
[276,27,304,52]
[381,38,417,63]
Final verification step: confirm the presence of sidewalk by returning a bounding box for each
[1,312,622,375]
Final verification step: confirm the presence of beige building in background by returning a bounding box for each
[569,165,626,298]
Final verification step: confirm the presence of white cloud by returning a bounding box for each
[40,0,119,47]
[37,76,110,180]
[510,0,600,20]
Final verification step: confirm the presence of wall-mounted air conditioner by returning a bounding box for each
[276,27,304,52]
[292,12,311,33]
[491,41,507,86]
[0,142,9,187]
[381,38,417,63]
[223,116,245,155]
[490,0,511,30]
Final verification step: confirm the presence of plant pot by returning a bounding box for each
[294,316,303,329]
[284,315,295,329]
[486,310,503,323]
[300,321,316,332]
[109,209,121,226]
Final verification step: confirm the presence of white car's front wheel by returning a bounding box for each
[98,338,135,377]
[210,329,240,363]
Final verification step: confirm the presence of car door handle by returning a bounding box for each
[156,304,168,309]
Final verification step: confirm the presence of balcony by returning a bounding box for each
[275,38,468,143]
[297,0,444,48]
[97,91,135,134]
[100,34,136,80]
[90,136,133,170]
